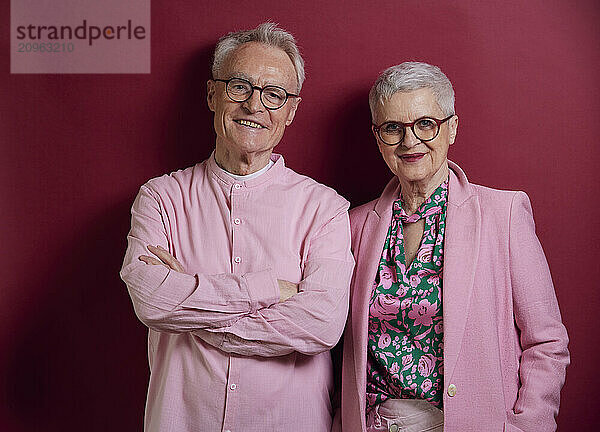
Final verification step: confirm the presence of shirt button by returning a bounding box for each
[233,184,242,189]
[389,424,399,432]
[230,383,237,390]
[447,383,457,397]
[233,218,241,225]
[234,256,241,263]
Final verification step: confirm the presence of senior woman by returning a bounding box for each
[338,62,569,432]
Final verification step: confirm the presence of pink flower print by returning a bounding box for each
[423,206,442,218]
[421,378,433,393]
[371,294,400,321]
[378,332,391,349]
[409,274,421,287]
[402,354,413,367]
[434,322,443,334]
[401,298,412,310]
[368,320,379,333]
[396,284,408,297]
[417,268,435,278]
[396,260,406,274]
[417,243,434,263]
[379,266,396,290]
[403,212,419,223]
[407,300,438,326]
[390,362,400,374]
[417,354,436,377]
[427,275,440,286]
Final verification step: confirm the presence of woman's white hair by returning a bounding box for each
[369,62,455,118]
[212,22,305,93]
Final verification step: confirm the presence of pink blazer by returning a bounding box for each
[338,161,569,432]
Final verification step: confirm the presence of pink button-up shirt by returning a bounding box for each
[120,153,354,432]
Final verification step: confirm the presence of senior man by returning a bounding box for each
[120,23,354,432]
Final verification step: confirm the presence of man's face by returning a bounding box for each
[207,42,300,159]
[372,88,458,185]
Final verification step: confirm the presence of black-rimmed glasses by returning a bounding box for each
[213,77,298,110]
[372,115,454,145]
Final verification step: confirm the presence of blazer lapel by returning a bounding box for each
[443,161,481,381]
[351,178,398,416]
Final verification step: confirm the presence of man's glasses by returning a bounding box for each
[213,77,298,110]
[372,115,454,146]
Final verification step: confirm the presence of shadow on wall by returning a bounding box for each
[161,45,217,172]
[4,200,147,431]
[325,89,393,209]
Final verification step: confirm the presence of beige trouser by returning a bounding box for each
[366,399,444,432]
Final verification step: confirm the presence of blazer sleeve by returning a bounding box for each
[508,191,570,431]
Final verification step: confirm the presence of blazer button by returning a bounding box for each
[447,383,457,397]
[389,424,399,432]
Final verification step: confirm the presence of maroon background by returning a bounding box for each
[2,1,599,430]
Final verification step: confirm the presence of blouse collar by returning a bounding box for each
[394,180,448,223]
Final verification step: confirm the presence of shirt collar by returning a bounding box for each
[207,151,285,188]
[212,155,274,181]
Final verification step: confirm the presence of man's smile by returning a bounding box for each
[234,119,265,129]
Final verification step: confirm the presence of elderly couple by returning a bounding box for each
[120,23,569,432]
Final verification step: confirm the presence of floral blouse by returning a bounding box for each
[366,180,448,412]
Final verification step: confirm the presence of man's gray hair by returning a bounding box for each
[212,22,305,93]
[369,62,455,118]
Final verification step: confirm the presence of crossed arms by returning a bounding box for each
[140,245,299,302]
[120,183,355,357]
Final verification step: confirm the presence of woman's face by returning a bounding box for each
[371,88,458,186]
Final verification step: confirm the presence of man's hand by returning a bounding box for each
[278,279,299,302]
[139,245,185,273]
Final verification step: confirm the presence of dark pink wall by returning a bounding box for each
[2,1,598,430]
